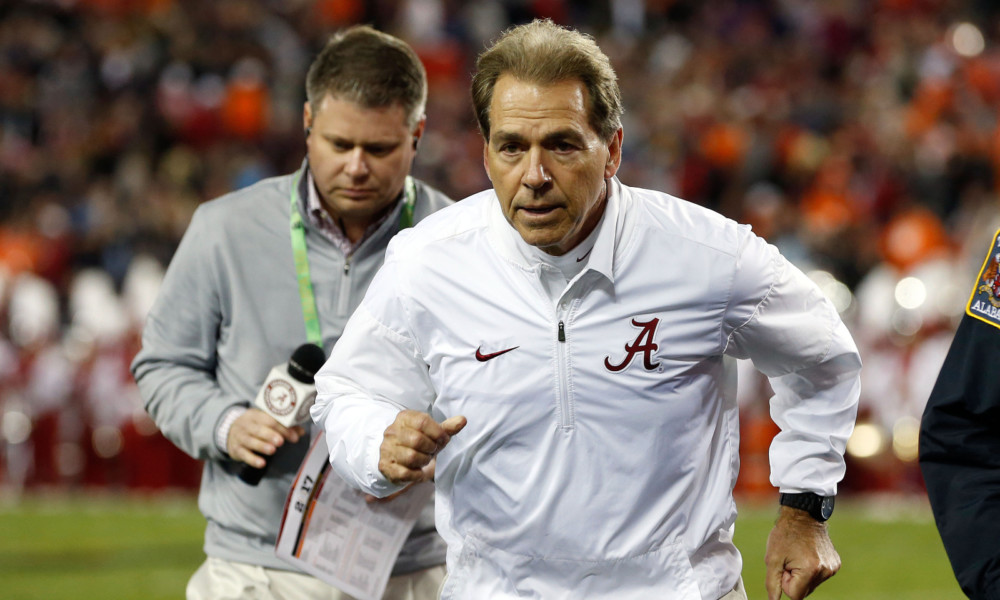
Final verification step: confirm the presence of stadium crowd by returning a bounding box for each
[1,0,999,497]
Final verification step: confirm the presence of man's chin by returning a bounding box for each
[327,197,397,224]
[333,191,380,204]
[516,230,571,255]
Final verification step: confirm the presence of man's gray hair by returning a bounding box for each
[306,25,427,129]
[471,19,623,142]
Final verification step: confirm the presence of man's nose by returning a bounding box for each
[345,148,370,178]
[522,148,551,190]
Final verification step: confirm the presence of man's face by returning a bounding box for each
[484,75,621,256]
[304,94,423,237]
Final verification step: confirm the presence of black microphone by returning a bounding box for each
[238,343,327,485]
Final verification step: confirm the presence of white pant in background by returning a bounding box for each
[720,577,748,600]
[186,556,446,600]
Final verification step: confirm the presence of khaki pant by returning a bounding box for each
[186,556,446,600]
[720,577,748,600]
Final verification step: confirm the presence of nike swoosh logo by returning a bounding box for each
[576,247,593,262]
[475,345,519,362]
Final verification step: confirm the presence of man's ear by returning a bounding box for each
[411,117,426,150]
[604,128,623,179]
[303,101,313,138]
[483,140,491,181]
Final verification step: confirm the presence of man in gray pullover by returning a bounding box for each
[131,26,453,600]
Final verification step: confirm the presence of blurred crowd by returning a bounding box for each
[2,0,999,497]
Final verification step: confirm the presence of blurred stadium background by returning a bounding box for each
[1,0,996,597]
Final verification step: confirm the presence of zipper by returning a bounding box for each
[336,256,351,317]
[555,311,572,431]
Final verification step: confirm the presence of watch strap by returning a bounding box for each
[779,492,835,522]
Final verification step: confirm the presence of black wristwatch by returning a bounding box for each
[779,492,835,522]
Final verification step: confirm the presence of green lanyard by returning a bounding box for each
[289,171,416,345]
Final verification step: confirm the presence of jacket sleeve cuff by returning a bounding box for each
[363,421,409,498]
[214,406,249,456]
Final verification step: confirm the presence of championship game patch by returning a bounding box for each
[967,228,1000,330]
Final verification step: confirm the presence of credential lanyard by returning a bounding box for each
[289,172,417,345]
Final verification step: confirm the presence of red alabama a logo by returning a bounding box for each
[604,317,661,372]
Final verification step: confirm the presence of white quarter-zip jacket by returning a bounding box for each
[312,178,862,599]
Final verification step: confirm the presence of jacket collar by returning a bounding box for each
[295,158,311,217]
[486,177,625,285]
[293,158,410,255]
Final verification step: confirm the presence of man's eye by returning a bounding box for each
[553,141,576,152]
[332,141,352,152]
[366,146,393,156]
[499,144,521,154]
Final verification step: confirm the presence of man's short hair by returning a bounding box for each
[471,19,623,142]
[306,25,427,130]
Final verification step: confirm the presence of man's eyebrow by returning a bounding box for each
[541,129,586,145]
[491,128,586,145]
[322,134,400,147]
[491,131,525,145]
[320,133,351,144]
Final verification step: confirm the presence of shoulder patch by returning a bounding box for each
[967,229,1000,329]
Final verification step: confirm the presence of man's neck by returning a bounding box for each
[306,173,401,247]
[334,191,401,244]
[337,214,377,245]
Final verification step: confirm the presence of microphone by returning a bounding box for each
[238,343,327,485]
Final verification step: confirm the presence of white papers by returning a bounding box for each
[276,435,432,600]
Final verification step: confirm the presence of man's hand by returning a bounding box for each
[379,410,467,485]
[765,505,841,600]
[365,458,438,504]
[226,408,304,468]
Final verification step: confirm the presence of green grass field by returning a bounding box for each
[735,497,964,600]
[0,493,205,600]
[0,493,964,599]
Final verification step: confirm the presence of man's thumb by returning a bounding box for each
[765,566,783,600]
[441,415,467,436]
